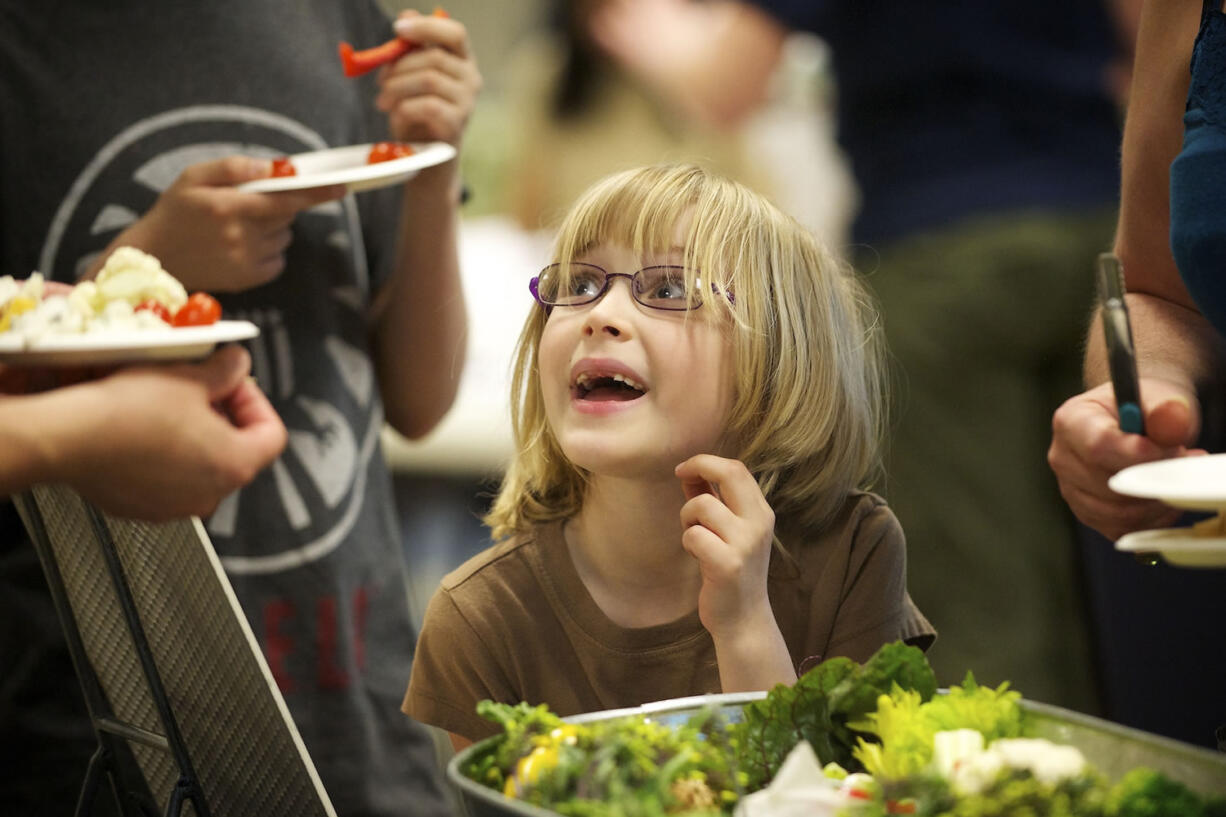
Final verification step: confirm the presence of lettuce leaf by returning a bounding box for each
[849,672,1024,781]
[729,641,937,791]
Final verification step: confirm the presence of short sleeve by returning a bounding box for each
[402,586,518,742]
[824,501,937,662]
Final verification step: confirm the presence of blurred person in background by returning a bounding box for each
[0,2,480,814]
[592,0,1137,714]
[503,0,771,233]
[1049,0,1226,748]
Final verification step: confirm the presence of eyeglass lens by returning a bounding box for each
[535,263,701,310]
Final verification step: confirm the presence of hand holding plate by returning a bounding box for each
[109,156,345,293]
[1049,379,1205,541]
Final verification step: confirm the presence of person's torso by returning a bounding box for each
[452,501,884,719]
[0,4,449,814]
[753,0,1123,245]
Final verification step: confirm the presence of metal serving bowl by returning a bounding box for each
[446,693,1226,817]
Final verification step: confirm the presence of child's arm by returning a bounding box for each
[675,454,798,692]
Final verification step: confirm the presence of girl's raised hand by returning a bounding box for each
[675,453,776,640]
[676,454,796,691]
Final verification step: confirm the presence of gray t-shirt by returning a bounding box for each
[0,2,448,815]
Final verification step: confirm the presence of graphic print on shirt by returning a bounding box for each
[37,105,383,575]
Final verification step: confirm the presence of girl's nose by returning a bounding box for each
[582,277,636,338]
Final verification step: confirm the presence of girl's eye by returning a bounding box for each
[637,267,690,302]
[569,271,604,297]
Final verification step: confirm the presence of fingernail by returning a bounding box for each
[251,158,272,177]
[393,18,416,36]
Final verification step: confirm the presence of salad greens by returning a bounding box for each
[459,642,1226,817]
[463,700,738,816]
[729,641,936,790]
[1103,768,1226,817]
[850,673,1024,780]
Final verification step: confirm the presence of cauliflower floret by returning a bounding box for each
[0,275,19,308]
[95,246,188,312]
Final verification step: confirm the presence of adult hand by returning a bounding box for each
[105,157,346,292]
[675,454,777,639]
[1048,378,1205,541]
[51,345,287,521]
[376,10,482,146]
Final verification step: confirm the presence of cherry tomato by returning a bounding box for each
[367,141,415,164]
[134,298,172,324]
[172,293,223,327]
[271,157,297,177]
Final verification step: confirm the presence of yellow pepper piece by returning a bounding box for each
[0,295,37,332]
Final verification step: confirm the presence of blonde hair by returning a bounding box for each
[485,163,886,540]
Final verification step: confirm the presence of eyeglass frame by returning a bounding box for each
[528,262,732,312]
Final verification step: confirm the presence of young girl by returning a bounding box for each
[403,163,934,748]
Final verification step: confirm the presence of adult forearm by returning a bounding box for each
[1084,293,1223,393]
[1113,0,1200,306]
[372,161,468,438]
[0,388,97,497]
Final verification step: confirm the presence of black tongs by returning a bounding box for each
[1096,253,1145,435]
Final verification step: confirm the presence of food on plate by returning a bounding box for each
[460,643,1226,816]
[366,141,415,164]
[171,292,223,327]
[464,699,739,815]
[0,247,221,343]
[270,157,297,178]
[337,6,449,78]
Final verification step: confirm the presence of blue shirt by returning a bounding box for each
[749,1,1122,245]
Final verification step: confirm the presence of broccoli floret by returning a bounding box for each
[1105,767,1215,817]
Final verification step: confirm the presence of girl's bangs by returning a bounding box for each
[552,167,705,265]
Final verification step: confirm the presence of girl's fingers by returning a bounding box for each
[680,491,739,540]
[680,523,740,578]
[675,454,769,519]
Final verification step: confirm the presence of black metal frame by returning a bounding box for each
[21,492,211,817]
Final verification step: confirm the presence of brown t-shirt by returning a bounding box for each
[403,492,935,741]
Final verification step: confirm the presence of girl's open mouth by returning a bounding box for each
[573,372,647,402]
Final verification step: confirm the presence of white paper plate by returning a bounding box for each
[0,320,259,366]
[1107,453,1226,511]
[1115,527,1226,568]
[237,141,456,193]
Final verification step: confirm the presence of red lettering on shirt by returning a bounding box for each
[317,595,349,690]
[263,599,296,693]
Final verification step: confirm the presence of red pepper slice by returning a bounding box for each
[134,298,172,324]
[367,141,415,164]
[270,157,297,177]
[338,7,449,78]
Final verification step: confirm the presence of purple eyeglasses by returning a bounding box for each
[529,262,732,311]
